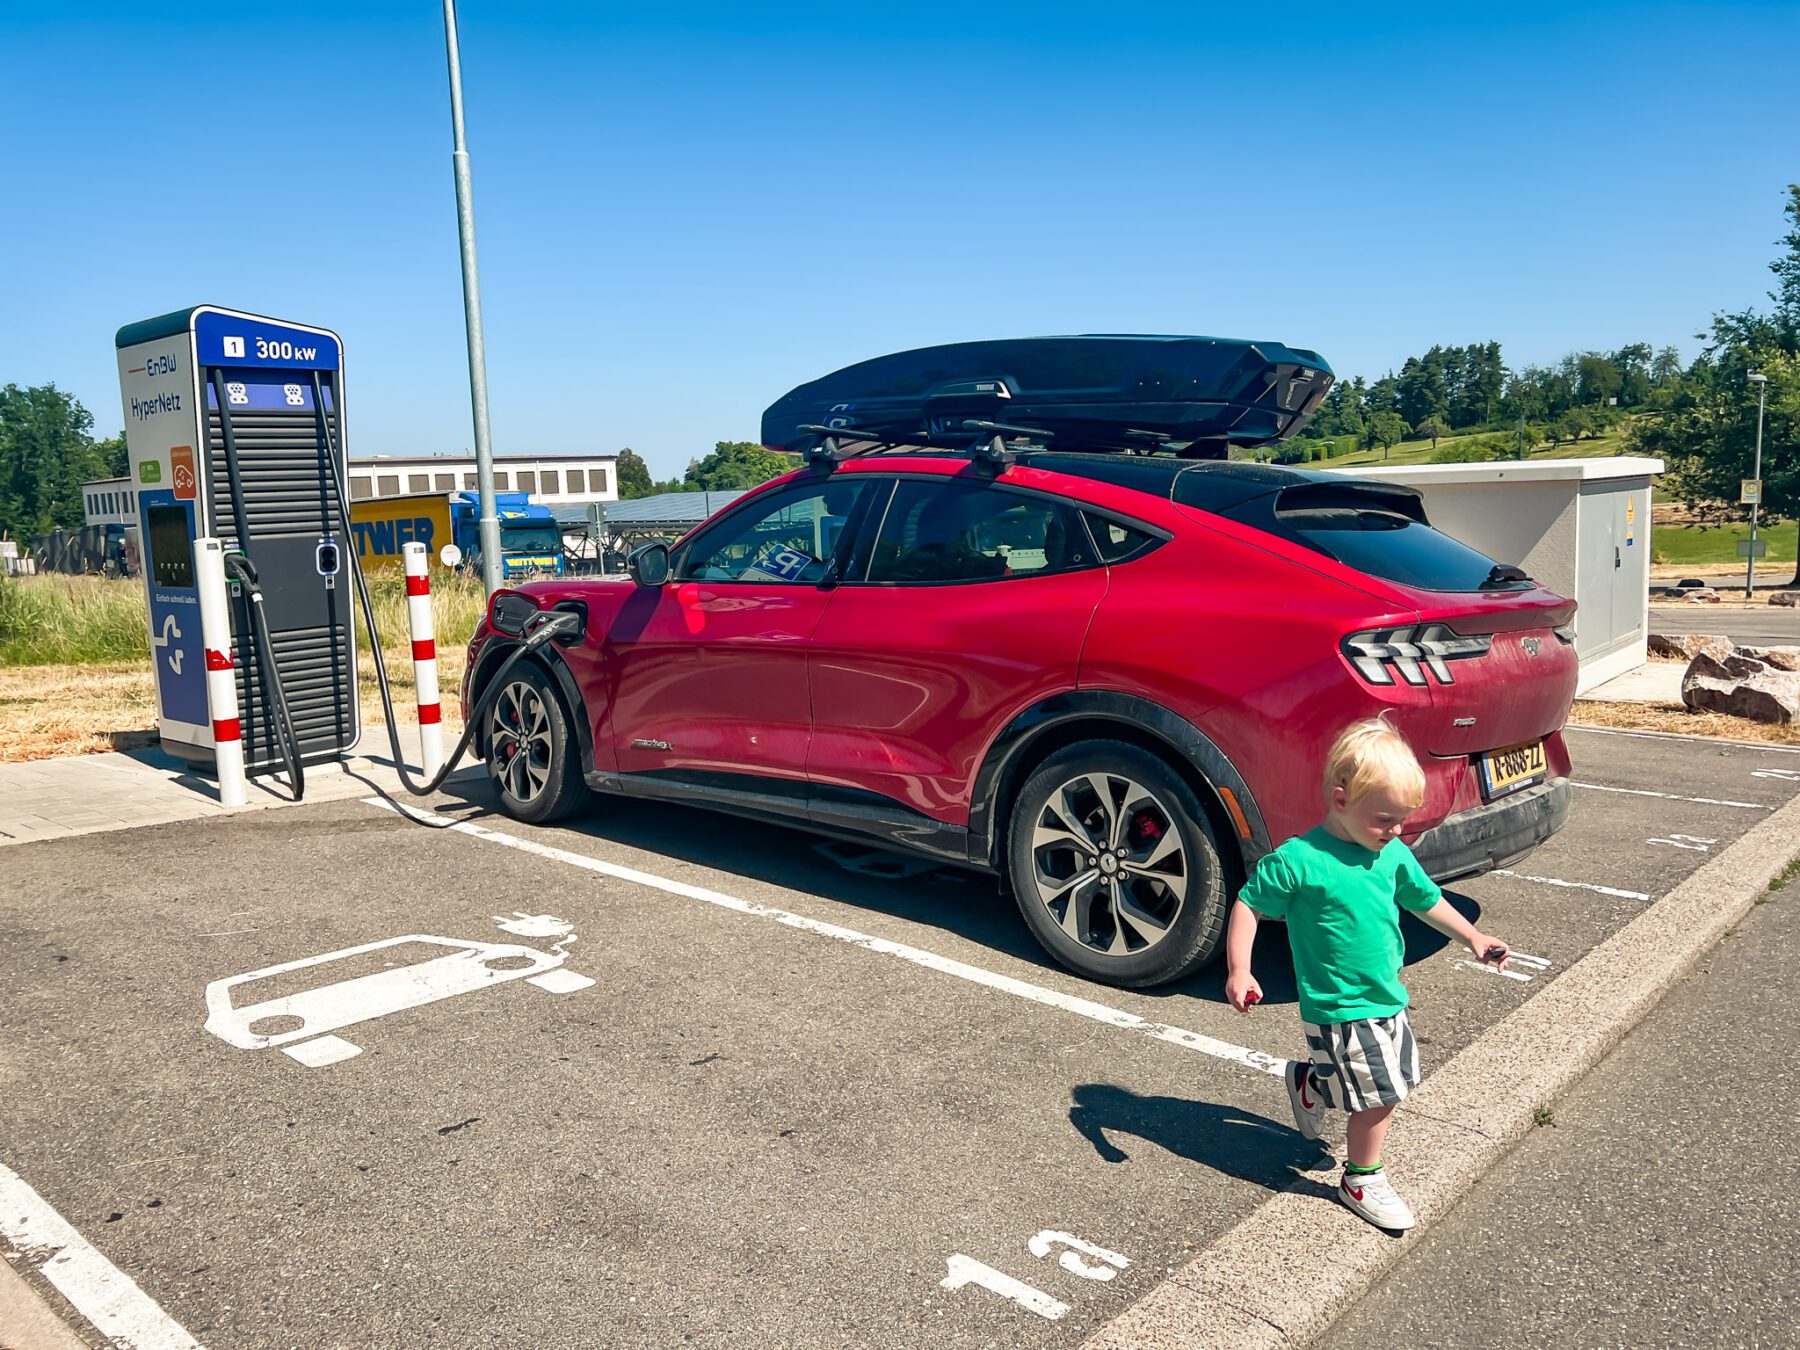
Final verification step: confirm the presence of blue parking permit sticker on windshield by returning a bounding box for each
[741,546,814,583]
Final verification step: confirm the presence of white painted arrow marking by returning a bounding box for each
[1648,834,1718,852]
[1455,950,1552,984]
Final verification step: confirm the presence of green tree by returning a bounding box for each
[1367,412,1410,458]
[686,440,793,491]
[0,384,111,538]
[1577,353,1624,407]
[1414,414,1451,449]
[615,447,654,499]
[1631,186,1800,584]
[1772,182,1800,342]
[1652,345,1684,387]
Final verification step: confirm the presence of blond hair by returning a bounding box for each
[1323,717,1425,806]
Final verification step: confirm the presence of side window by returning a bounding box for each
[678,480,868,584]
[866,480,1089,584]
[1084,513,1163,565]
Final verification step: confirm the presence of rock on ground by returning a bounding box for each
[1682,648,1800,723]
[1649,633,1735,662]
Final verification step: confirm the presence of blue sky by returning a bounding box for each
[4,2,1798,478]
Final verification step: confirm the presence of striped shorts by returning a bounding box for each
[1302,1011,1421,1111]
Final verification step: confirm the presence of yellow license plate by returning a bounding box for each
[1479,739,1548,799]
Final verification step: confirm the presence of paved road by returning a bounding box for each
[1650,604,1800,647]
[1,727,1797,1347]
[1321,832,1800,1350]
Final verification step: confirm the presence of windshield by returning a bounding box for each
[501,524,562,554]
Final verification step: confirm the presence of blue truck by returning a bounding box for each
[350,490,566,578]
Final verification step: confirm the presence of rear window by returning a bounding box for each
[1278,504,1526,593]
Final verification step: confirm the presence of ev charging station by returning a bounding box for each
[117,306,360,780]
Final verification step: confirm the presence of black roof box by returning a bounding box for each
[761,335,1333,457]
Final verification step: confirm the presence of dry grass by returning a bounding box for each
[0,572,483,763]
[1571,700,1800,746]
[0,663,160,762]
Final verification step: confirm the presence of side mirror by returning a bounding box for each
[627,542,671,588]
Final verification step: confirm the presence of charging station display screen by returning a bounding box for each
[147,504,195,588]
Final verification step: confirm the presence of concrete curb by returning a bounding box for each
[1080,792,1800,1350]
[0,1253,90,1350]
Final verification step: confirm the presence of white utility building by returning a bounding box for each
[1331,457,1664,694]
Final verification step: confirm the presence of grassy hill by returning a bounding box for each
[1314,427,1631,470]
[1270,422,1794,568]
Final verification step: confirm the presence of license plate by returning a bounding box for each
[1479,739,1548,799]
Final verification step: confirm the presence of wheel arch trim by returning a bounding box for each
[469,640,596,777]
[969,691,1270,872]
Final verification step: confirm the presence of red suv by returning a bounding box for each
[465,337,1578,987]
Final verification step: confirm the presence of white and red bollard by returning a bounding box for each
[194,537,247,807]
[402,541,445,778]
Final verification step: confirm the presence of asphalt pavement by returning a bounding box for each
[2,726,1798,1347]
[1320,831,1800,1350]
[1649,603,1800,647]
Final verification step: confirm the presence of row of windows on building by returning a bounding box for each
[349,465,610,500]
[87,488,136,520]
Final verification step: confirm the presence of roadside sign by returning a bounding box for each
[1738,538,1768,558]
[1741,478,1762,505]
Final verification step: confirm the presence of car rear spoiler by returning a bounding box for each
[761,335,1334,459]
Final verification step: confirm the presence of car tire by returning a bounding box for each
[485,660,589,825]
[1006,740,1229,987]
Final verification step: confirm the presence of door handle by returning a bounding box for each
[1614,546,1621,569]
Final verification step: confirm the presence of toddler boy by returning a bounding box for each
[1225,717,1509,1230]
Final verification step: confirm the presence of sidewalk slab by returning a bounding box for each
[1080,792,1800,1350]
[0,729,479,847]
[0,1252,90,1350]
[1580,661,1683,705]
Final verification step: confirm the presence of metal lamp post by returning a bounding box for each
[442,0,503,595]
[1745,372,1768,599]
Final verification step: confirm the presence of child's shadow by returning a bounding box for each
[1069,1083,1337,1196]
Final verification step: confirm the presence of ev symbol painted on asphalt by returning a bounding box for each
[940,1230,1131,1321]
[202,916,595,1068]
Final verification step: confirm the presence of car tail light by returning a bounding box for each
[1342,625,1493,686]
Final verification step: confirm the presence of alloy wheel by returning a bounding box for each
[490,679,553,804]
[1029,771,1188,958]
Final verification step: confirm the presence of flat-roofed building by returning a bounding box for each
[349,454,619,506]
[80,475,140,527]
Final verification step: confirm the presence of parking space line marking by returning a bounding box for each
[1570,782,1769,809]
[0,1161,201,1349]
[364,800,1290,1078]
[1567,725,1800,755]
[1491,869,1651,902]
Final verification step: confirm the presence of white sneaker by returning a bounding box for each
[1338,1168,1416,1231]
[1285,1060,1327,1141]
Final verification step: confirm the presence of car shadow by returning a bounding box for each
[425,776,1484,1011]
[1068,1083,1337,1194]
[428,778,1060,969]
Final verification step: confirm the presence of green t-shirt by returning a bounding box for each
[1237,826,1442,1025]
